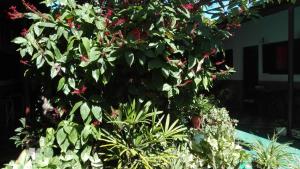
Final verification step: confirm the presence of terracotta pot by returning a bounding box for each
[191,115,202,130]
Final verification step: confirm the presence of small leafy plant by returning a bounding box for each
[191,106,249,169]
[250,135,293,169]
[99,100,187,168]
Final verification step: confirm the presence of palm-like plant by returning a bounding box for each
[99,100,187,169]
[251,135,293,169]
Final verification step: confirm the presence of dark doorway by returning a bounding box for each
[243,46,259,100]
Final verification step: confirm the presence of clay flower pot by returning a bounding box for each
[191,115,202,130]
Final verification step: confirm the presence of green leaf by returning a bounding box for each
[45,128,55,146]
[68,128,78,145]
[95,20,105,30]
[39,22,56,28]
[162,83,172,91]
[70,101,83,115]
[36,54,45,69]
[57,77,65,91]
[81,146,92,162]
[50,65,59,78]
[81,125,91,144]
[188,56,197,70]
[92,105,102,122]
[34,24,43,36]
[24,13,41,20]
[125,52,134,67]
[60,138,70,152]
[80,103,91,123]
[12,37,27,44]
[161,68,169,78]
[82,37,90,54]
[138,55,146,66]
[203,76,209,90]
[56,128,67,146]
[68,78,76,89]
[92,69,100,82]
[89,47,100,61]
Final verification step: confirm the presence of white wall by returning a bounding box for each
[224,6,300,81]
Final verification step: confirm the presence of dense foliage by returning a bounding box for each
[5,0,292,168]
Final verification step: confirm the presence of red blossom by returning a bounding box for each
[25,106,30,115]
[181,3,194,11]
[20,59,30,65]
[92,120,102,126]
[106,8,113,18]
[210,48,217,55]
[20,28,29,37]
[165,56,171,62]
[131,28,141,40]
[202,51,210,59]
[104,18,110,27]
[7,6,24,20]
[71,85,87,95]
[23,0,37,11]
[215,60,225,65]
[55,13,61,20]
[80,55,89,62]
[112,18,126,27]
[104,31,110,36]
[212,74,217,81]
[66,18,74,28]
[76,24,81,29]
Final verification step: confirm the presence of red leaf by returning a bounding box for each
[112,18,126,27]
[80,55,89,62]
[7,6,24,20]
[20,28,29,37]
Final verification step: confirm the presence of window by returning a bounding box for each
[263,39,300,74]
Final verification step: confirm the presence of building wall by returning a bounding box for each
[223,6,300,82]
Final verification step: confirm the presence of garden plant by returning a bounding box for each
[3,0,297,168]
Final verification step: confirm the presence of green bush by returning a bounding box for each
[5,101,187,169]
[6,0,276,168]
[250,135,293,169]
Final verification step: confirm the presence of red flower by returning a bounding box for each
[25,106,30,115]
[104,18,110,27]
[210,48,217,55]
[76,24,81,29]
[112,18,126,26]
[7,6,24,20]
[27,3,37,11]
[212,74,217,81]
[131,28,141,40]
[20,59,30,65]
[202,51,210,59]
[20,28,29,37]
[106,8,113,18]
[165,56,171,62]
[66,18,74,28]
[80,55,89,62]
[55,13,61,20]
[72,85,87,95]
[215,60,225,65]
[92,120,102,126]
[181,3,194,11]
[191,116,201,130]
[104,31,110,36]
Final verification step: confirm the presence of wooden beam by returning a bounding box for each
[288,5,294,136]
